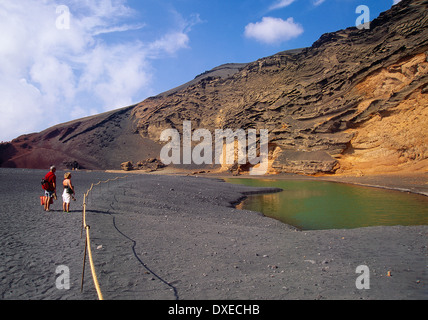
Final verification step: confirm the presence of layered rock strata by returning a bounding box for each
[1,0,427,175]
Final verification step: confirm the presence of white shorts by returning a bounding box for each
[62,190,72,204]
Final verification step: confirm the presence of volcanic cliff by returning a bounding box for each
[1,0,427,175]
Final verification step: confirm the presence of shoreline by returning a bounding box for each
[107,168,428,197]
[319,173,428,197]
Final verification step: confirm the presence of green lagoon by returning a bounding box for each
[226,178,428,230]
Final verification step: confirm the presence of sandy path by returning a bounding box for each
[0,169,124,299]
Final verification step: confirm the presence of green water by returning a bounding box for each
[226,178,428,230]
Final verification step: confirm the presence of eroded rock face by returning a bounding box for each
[1,0,427,175]
[121,161,134,171]
[132,0,428,175]
[136,158,166,171]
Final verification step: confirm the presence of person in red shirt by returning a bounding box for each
[44,165,57,212]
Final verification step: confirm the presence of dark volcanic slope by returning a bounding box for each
[0,106,162,170]
[1,0,427,173]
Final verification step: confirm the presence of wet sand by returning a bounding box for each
[0,168,426,300]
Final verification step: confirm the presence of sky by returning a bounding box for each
[0,0,401,142]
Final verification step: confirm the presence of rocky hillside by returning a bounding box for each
[1,0,427,175]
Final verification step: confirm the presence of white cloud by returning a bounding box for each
[78,42,152,110]
[0,0,194,141]
[313,0,326,6]
[392,0,402,5]
[244,17,304,44]
[92,23,146,36]
[269,0,296,11]
[0,78,45,141]
[149,32,190,55]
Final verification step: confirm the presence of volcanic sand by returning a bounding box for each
[0,168,426,300]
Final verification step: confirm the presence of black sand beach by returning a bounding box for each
[0,168,426,300]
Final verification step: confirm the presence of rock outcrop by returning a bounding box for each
[121,161,134,171]
[136,158,166,171]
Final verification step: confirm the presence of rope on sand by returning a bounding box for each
[80,175,128,300]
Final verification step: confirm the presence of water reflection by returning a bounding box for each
[226,179,428,230]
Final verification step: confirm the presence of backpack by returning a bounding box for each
[41,178,50,190]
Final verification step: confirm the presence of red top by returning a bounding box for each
[44,172,56,192]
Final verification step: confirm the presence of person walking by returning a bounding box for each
[62,172,75,213]
[43,165,57,212]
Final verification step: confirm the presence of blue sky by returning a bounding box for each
[0,0,400,142]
